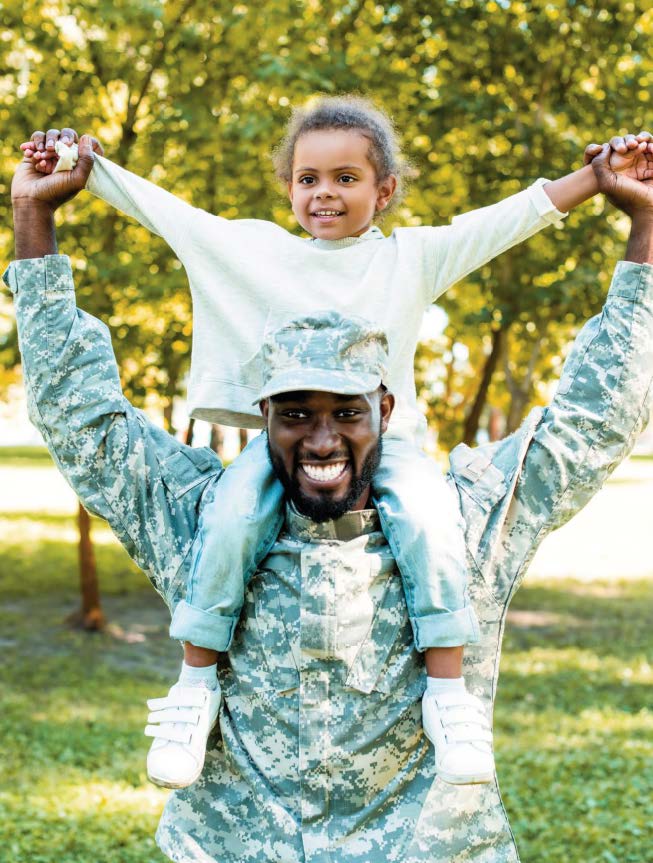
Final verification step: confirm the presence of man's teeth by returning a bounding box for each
[302,462,347,482]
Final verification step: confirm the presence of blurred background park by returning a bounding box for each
[1,1,652,861]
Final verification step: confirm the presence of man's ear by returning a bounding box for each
[380,390,394,433]
[260,398,270,421]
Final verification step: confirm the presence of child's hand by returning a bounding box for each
[584,132,653,182]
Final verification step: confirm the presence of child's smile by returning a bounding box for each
[288,128,396,240]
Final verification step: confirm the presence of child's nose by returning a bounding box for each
[314,181,336,198]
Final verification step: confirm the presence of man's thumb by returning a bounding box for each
[75,135,96,183]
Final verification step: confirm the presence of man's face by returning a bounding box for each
[261,388,394,522]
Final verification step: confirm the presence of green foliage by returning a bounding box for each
[1,1,652,438]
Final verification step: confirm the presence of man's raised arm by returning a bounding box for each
[6,140,222,607]
[497,145,653,594]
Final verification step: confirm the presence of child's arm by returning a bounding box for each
[428,131,653,302]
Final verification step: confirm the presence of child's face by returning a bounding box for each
[287,129,396,239]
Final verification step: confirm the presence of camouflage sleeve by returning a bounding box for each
[3,255,222,609]
[505,260,653,588]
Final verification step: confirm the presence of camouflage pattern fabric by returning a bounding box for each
[5,256,653,862]
[255,310,388,403]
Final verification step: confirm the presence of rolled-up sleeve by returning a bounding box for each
[4,255,222,609]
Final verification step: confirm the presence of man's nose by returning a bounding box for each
[303,419,340,457]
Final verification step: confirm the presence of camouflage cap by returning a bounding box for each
[254,311,389,403]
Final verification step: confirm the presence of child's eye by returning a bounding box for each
[298,176,315,185]
[339,175,356,184]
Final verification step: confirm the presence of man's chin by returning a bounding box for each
[289,488,353,523]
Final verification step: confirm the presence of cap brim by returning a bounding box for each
[254,368,382,404]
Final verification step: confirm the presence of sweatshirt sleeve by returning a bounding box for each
[86,154,198,256]
[3,255,222,610]
[428,179,566,303]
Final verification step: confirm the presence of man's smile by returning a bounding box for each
[300,460,349,487]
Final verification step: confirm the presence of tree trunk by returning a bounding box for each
[504,337,543,434]
[462,327,505,447]
[239,428,248,453]
[68,502,106,631]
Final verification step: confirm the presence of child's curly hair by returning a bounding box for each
[272,94,410,209]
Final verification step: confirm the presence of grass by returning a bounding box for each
[0,445,53,467]
[1,462,652,862]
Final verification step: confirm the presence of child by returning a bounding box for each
[23,100,648,790]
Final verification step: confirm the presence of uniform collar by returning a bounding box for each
[308,225,384,250]
[285,503,380,542]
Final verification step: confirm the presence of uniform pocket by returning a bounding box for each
[345,572,415,695]
[253,575,300,694]
[159,447,221,498]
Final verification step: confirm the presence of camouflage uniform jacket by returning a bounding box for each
[5,256,653,863]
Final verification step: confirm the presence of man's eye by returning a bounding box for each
[336,409,360,419]
[282,410,308,419]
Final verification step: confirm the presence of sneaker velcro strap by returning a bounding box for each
[147,707,201,725]
[144,723,193,744]
[147,688,208,711]
[449,726,493,745]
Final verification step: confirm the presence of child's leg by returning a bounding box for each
[372,436,478,653]
[372,436,494,785]
[169,431,285,651]
[146,432,284,789]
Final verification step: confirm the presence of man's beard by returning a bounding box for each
[267,435,383,523]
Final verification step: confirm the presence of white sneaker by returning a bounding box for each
[422,687,495,785]
[144,681,222,788]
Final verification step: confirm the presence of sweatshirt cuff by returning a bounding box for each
[529,177,568,221]
[2,255,74,296]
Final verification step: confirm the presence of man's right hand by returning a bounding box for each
[12,130,101,213]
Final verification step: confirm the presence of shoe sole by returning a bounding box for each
[147,765,203,790]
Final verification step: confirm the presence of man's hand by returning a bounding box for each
[584,132,653,182]
[20,127,103,176]
[11,131,101,259]
[12,131,100,211]
[590,141,653,216]
[591,141,653,265]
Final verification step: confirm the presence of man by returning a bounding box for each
[7,139,653,862]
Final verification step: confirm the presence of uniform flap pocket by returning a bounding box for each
[453,446,508,513]
[159,447,221,498]
[345,575,405,694]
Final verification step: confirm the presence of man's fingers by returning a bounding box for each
[45,128,60,150]
[583,143,604,165]
[31,131,46,152]
[623,133,640,149]
[636,130,652,142]
[60,127,78,146]
[74,135,98,184]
